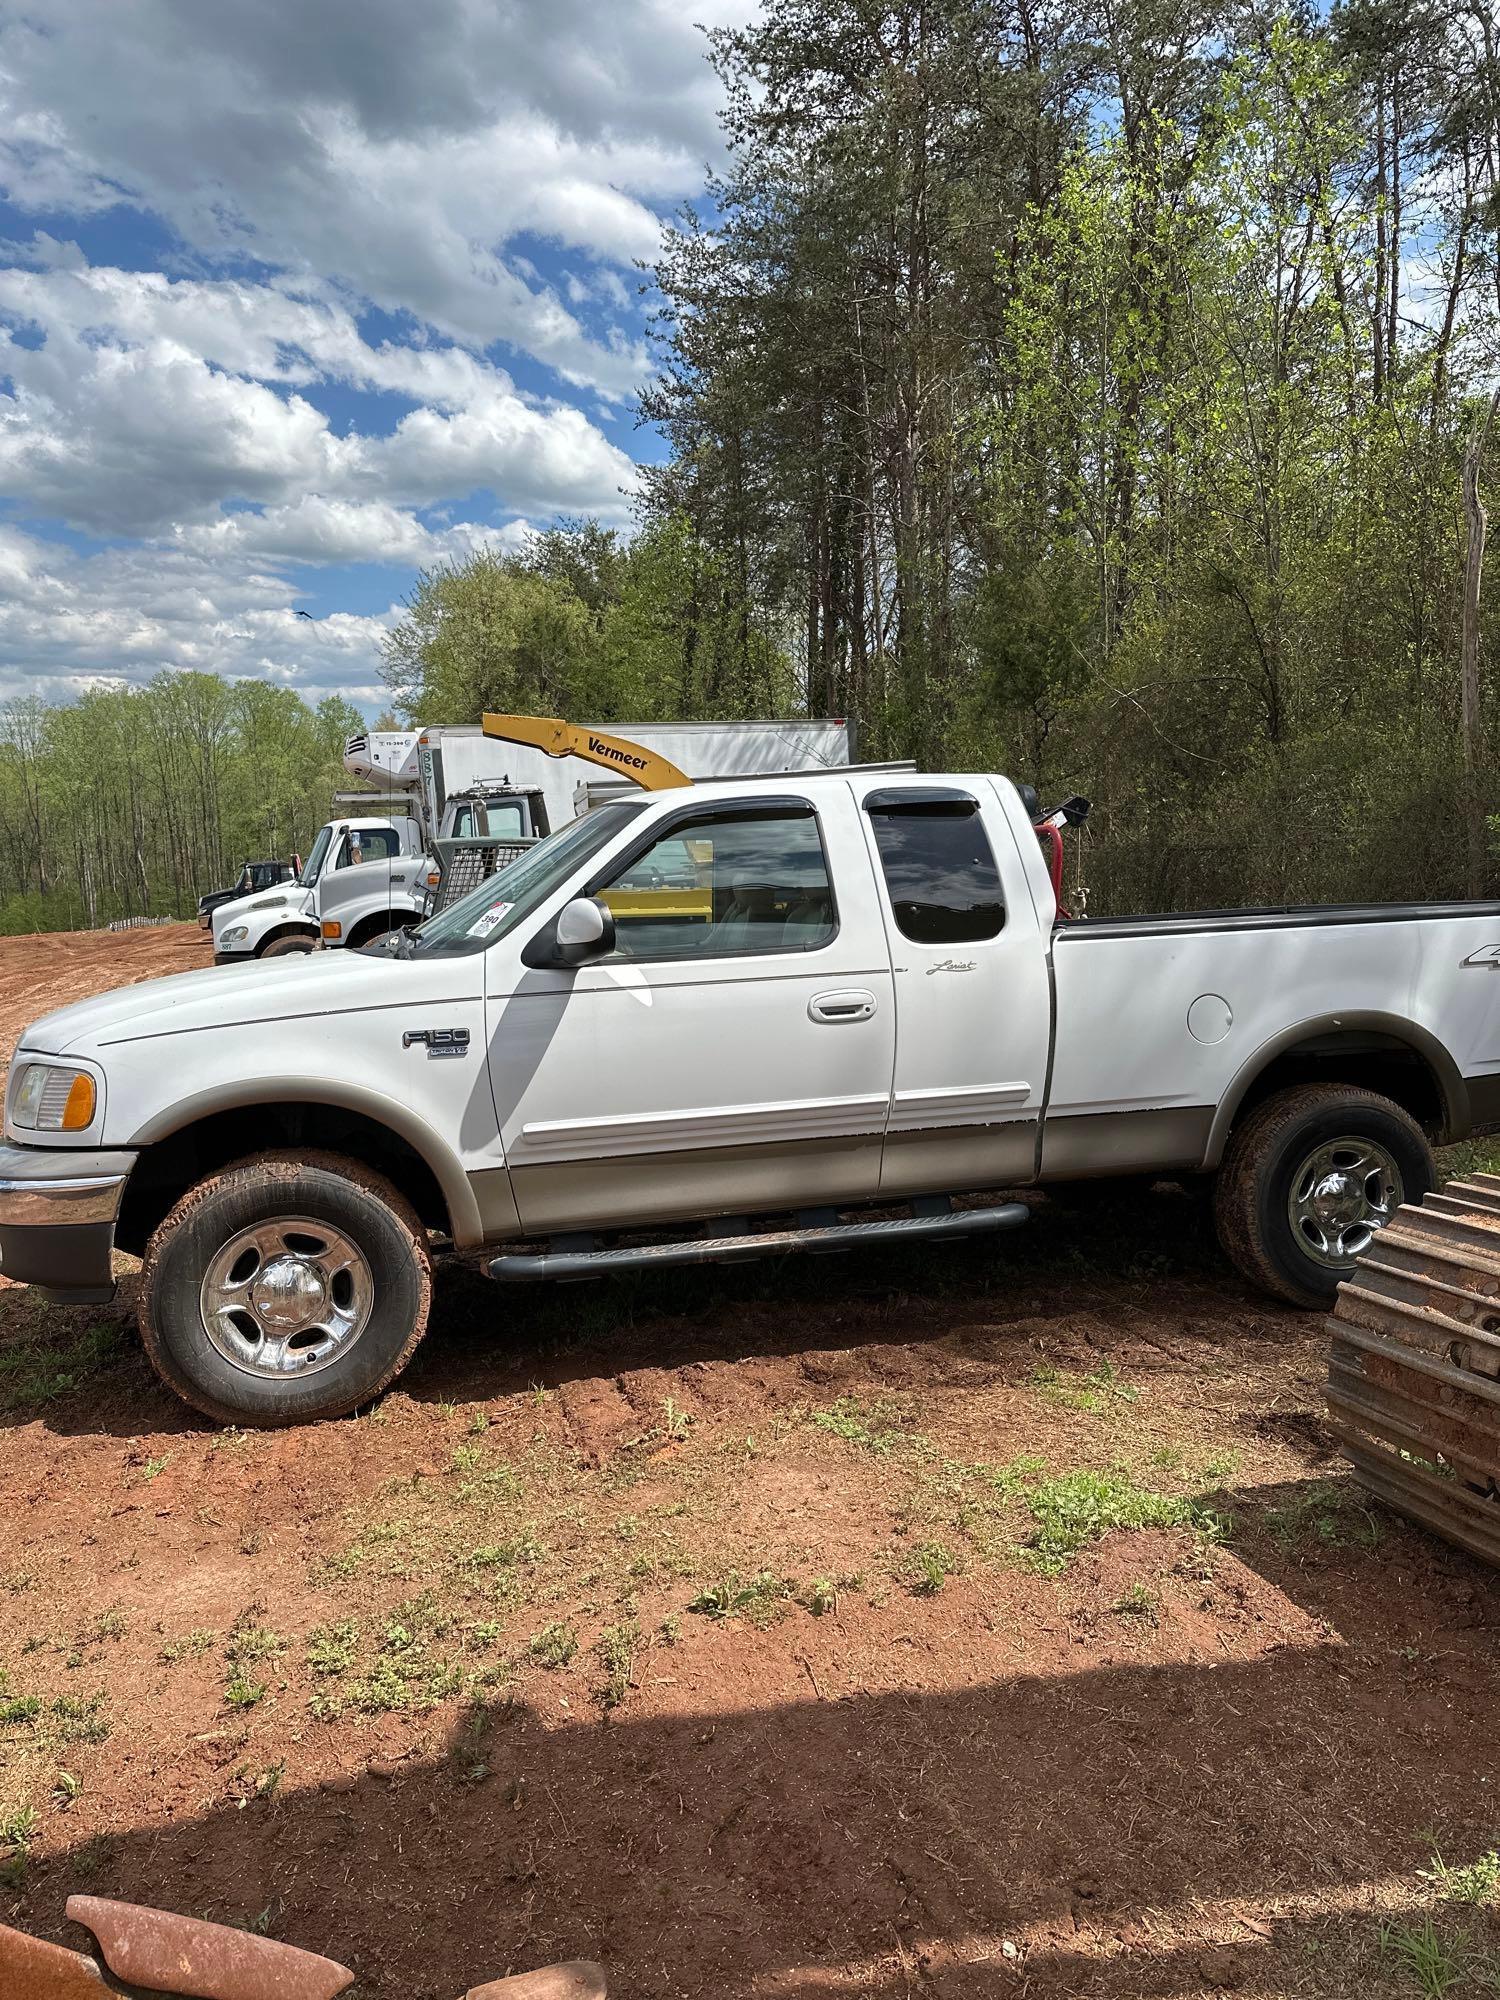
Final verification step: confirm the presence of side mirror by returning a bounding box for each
[523,896,616,969]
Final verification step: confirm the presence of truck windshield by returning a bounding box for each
[407,802,644,957]
[298,825,333,888]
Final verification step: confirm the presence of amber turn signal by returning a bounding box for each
[61,1073,96,1130]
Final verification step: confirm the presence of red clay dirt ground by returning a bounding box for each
[2,923,1499,2000]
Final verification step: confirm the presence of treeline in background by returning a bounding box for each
[5,0,1500,930]
[393,0,1500,914]
[0,681,362,934]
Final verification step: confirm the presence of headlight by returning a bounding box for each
[220,925,249,945]
[12,1063,97,1132]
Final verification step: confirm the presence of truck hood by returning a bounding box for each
[20,950,382,1055]
[212,884,313,930]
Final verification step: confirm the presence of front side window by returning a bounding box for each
[594,806,836,959]
[867,799,1004,944]
[409,802,644,957]
[338,826,401,869]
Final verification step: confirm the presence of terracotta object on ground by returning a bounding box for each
[65,1897,354,2000]
[0,1923,111,2000]
[467,1964,608,2000]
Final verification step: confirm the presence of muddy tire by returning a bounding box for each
[139,1151,432,1426]
[1213,1084,1435,1309]
[260,934,316,958]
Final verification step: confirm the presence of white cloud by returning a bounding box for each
[0,262,639,539]
[0,0,749,707]
[0,0,749,395]
[0,523,395,707]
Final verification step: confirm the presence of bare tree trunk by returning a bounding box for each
[1461,390,1500,895]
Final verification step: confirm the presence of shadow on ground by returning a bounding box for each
[12,1590,1500,2000]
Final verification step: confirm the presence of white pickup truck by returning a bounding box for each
[4,768,1498,1426]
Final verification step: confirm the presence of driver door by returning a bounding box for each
[484,785,896,1233]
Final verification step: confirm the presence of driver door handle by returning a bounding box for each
[809,989,877,1024]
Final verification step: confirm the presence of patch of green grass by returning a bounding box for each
[527,1621,579,1670]
[0,1316,126,1416]
[688,1570,797,1627]
[1421,1847,1500,1908]
[808,1395,916,1456]
[468,1535,544,1571]
[594,1621,639,1710]
[52,1770,81,1808]
[1,1804,38,1848]
[48,1693,109,1746]
[304,1620,359,1678]
[908,1539,959,1596]
[0,1693,40,1726]
[1028,1360,1139,1413]
[1023,1469,1226,1575]
[1379,1915,1474,1997]
[1262,1481,1383,1551]
[160,1629,217,1663]
[139,1454,171,1483]
[801,1577,838,1616]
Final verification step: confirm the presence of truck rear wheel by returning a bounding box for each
[1213,1084,1435,1308]
[139,1151,432,1425]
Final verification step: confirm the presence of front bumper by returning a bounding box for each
[0,1142,137,1304]
[213,949,254,966]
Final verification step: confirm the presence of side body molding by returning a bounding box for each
[1202,1010,1468,1167]
[128,1078,487,1248]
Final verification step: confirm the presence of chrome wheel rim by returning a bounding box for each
[200,1215,373,1379]
[1288,1136,1403,1270]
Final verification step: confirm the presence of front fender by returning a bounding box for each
[128,1077,485,1248]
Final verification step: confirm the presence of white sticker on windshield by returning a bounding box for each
[467,900,513,938]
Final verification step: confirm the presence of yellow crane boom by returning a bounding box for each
[480,713,691,791]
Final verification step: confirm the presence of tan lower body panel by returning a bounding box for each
[878,1118,1038,1195]
[1038,1105,1215,1179]
[507,1132,884,1234]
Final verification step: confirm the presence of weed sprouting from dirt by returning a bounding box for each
[689,1571,796,1627]
[305,1620,359,1678]
[1421,1847,1500,1908]
[1110,1581,1160,1625]
[1378,1915,1476,1997]
[595,1620,639,1709]
[528,1620,579,1669]
[908,1540,960,1595]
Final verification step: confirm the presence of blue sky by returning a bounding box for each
[0,0,752,712]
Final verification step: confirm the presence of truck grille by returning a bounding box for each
[432,840,534,915]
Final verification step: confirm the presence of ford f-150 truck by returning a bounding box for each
[3,768,1498,1426]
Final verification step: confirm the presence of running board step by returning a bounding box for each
[488,1201,1029,1282]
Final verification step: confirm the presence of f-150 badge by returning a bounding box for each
[402,1028,470,1058]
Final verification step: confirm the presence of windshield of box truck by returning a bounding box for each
[406,802,644,957]
[297,824,333,888]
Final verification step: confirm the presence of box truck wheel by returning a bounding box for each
[260,934,316,957]
[1213,1084,1433,1308]
[139,1151,431,1425]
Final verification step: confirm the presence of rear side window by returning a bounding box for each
[867,800,1004,944]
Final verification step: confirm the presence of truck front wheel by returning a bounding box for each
[139,1151,432,1425]
[260,933,316,958]
[1213,1084,1434,1308]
